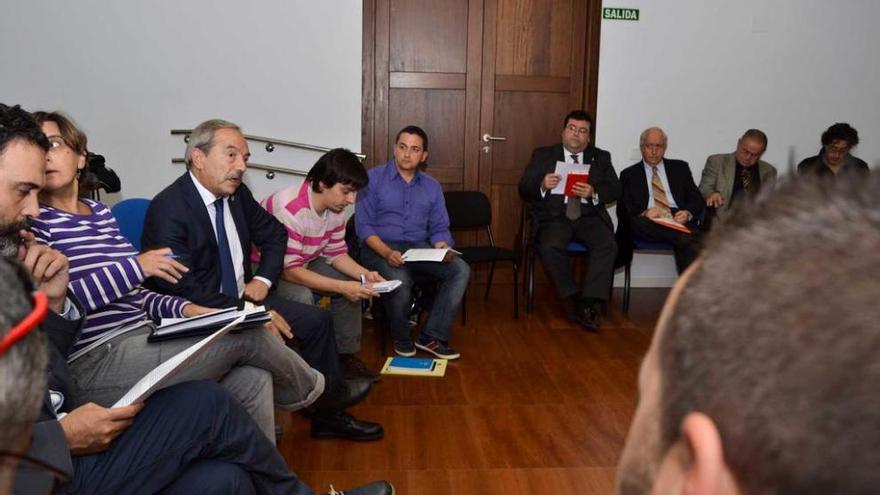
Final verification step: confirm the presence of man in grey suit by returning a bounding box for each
[699,129,777,224]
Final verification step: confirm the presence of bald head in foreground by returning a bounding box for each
[616,174,880,494]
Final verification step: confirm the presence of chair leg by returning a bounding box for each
[484,261,496,301]
[526,254,535,313]
[512,262,519,319]
[461,288,467,325]
[623,262,632,315]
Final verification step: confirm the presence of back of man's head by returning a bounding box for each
[659,175,880,493]
[0,257,48,474]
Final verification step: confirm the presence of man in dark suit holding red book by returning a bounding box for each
[518,110,620,331]
[619,127,704,274]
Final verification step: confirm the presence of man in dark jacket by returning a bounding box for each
[518,110,620,331]
[619,127,704,274]
[797,122,870,179]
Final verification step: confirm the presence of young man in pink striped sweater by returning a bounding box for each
[263,149,382,381]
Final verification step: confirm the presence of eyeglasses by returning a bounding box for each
[47,137,68,151]
[824,144,850,156]
[565,124,590,135]
[0,449,71,492]
[0,291,47,356]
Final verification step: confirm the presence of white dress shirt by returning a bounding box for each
[189,172,271,296]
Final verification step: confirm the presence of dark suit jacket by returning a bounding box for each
[518,144,620,229]
[797,152,870,178]
[141,173,287,309]
[17,295,85,495]
[619,159,705,226]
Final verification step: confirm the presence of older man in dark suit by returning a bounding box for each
[142,119,382,441]
[619,127,704,274]
[518,110,620,331]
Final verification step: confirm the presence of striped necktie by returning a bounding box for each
[650,165,673,219]
[741,166,754,194]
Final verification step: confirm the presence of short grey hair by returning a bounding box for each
[184,119,242,169]
[639,126,667,147]
[0,257,48,451]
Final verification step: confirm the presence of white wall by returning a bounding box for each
[597,0,880,287]
[1,0,362,201]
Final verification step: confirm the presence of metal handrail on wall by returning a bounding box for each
[170,129,366,180]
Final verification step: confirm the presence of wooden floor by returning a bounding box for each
[278,285,671,494]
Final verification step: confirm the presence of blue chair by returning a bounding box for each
[622,240,674,314]
[111,198,151,251]
[519,205,591,313]
[615,201,680,314]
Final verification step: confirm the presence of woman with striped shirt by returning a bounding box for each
[30,111,325,440]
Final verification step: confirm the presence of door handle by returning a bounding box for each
[481,133,507,142]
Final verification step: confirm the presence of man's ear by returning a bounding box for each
[420,150,429,164]
[679,412,729,495]
[191,148,205,170]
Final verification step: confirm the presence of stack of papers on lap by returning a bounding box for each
[371,280,402,293]
[401,248,462,262]
[380,356,447,377]
[149,306,270,342]
[651,217,692,234]
[114,314,246,407]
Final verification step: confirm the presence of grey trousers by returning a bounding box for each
[69,324,325,443]
[274,261,362,354]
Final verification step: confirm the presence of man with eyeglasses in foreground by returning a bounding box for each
[518,110,620,331]
[0,103,393,495]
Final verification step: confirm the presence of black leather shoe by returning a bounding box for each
[571,304,601,332]
[311,410,384,441]
[342,354,381,383]
[312,378,372,411]
[324,480,394,495]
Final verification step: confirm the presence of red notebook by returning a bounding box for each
[564,171,589,197]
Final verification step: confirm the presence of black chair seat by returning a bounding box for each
[458,246,518,264]
[444,190,520,322]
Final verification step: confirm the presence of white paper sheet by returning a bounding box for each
[550,161,592,195]
[371,280,403,293]
[400,248,461,262]
[112,314,246,407]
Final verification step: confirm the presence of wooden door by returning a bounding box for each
[363,0,602,281]
[363,0,484,191]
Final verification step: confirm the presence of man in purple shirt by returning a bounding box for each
[356,126,469,359]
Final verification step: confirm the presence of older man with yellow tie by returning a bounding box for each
[619,127,705,274]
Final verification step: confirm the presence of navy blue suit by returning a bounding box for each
[141,173,342,384]
[17,296,314,495]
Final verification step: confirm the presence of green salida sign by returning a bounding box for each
[603,7,639,21]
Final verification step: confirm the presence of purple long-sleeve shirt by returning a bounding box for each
[32,199,189,354]
[355,160,453,246]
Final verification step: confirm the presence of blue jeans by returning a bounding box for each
[360,241,470,343]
